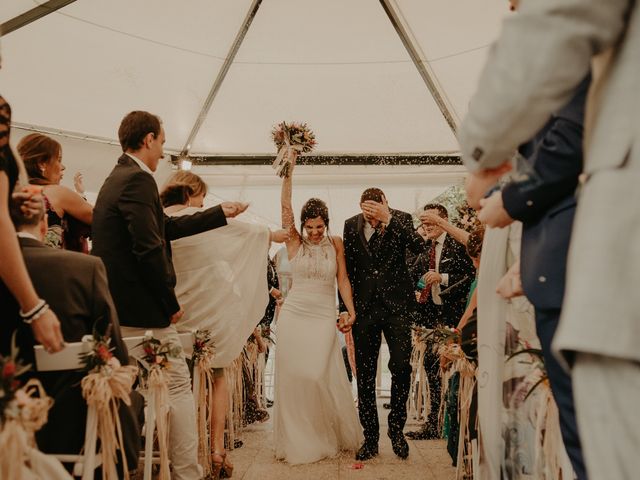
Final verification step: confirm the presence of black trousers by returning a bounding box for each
[352,310,412,443]
[423,339,443,437]
[535,308,587,480]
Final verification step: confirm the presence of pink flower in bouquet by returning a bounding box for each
[2,361,15,379]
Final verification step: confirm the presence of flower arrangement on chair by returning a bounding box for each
[271,121,316,178]
[0,343,32,423]
[79,330,138,480]
[189,330,217,477]
[134,334,181,480]
[0,337,68,479]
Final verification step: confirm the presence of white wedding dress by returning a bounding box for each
[273,237,363,464]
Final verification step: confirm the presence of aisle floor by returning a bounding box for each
[230,400,457,480]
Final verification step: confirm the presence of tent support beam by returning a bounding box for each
[180,0,263,157]
[0,0,78,36]
[379,0,459,135]
[170,154,462,166]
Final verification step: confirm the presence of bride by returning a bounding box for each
[274,153,363,464]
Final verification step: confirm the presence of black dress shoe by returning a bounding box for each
[405,427,439,440]
[388,431,409,459]
[355,442,379,461]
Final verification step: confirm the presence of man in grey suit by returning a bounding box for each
[458,0,640,477]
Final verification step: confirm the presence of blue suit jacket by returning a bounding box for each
[502,74,590,310]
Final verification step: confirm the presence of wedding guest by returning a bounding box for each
[443,225,484,466]
[406,203,475,440]
[0,93,64,355]
[342,188,426,460]
[259,256,282,339]
[18,133,93,252]
[161,170,285,476]
[463,1,589,476]
[459,0,640,474]
[7,201,142,473]
[479,76,590,480]
[91,111,247,480]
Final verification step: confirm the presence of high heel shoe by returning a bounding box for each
[221,454,234,479]
[211,451,233,479]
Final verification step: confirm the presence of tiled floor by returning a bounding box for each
[230,400,456,480]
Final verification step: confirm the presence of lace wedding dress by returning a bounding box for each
[273,237,363,464]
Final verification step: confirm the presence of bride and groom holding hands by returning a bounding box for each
[273,153,427,464]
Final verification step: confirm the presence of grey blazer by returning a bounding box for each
[457,0,640,364]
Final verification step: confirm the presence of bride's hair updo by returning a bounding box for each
[160,170,208,208]
[300,198,329,233]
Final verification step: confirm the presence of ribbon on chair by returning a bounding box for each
[224,355,244,450]
[147,367,171,480]
[408,333,430,422]
[533,383,574,479]
[80,361,137,480]
[271,132,303,178]
[193,350,216,477]
[0,379,72,480]
[437,343,476,480]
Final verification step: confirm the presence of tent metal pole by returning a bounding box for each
[180,0,263,157]
[0,0,78,36]
[379,0,459,135]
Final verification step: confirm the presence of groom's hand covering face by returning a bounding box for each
[360,197,390,225]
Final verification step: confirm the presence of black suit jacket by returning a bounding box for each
[0,237,140,467]
[92,154,227,328]
[342,209,426,321]
[407,234,475,326]
[502,74,589,310]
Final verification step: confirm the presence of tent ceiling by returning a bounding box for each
[1,0,508,156]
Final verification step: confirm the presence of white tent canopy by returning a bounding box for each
[1,0,507,155]
[1,0,508,227]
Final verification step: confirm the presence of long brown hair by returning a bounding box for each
[160,170,208,207]
[17,133,62,184]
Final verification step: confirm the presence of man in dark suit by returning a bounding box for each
[91,111,247,480]
[342,188,426,460]
[406,203,475,440]
[4,201,142,473]
[478,75,590,480]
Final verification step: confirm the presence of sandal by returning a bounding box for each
[212,451,234,479]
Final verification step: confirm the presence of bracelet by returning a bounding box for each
[19,298,46,319]
[20,300,49,324]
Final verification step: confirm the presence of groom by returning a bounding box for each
[341,188,426,460]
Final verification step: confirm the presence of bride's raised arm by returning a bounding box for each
[281,153,302,258]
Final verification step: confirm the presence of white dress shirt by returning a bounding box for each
[363,220,376,242]
[17,232,39,241]
[125,152,153,175]
[430,232,449,305]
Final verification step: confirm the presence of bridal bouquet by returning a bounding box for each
[271,121,316,178]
